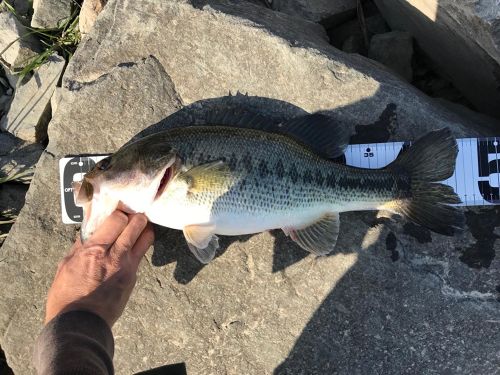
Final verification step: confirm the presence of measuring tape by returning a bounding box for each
[59,137,500,224]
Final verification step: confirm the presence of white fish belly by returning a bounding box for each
[213,206,330,235]
[146,198,333,235]
[145,200,213,230]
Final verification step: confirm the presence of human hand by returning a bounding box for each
[45,210,154,327]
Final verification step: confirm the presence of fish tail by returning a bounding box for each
[384,128,465,235]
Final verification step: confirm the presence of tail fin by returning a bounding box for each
[386,128,465,235]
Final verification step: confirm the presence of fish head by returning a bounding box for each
[73,139,181,242]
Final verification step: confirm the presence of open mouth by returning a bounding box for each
[155,157,180,200]
[155,167,172,199]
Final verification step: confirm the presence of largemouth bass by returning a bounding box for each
[73,112,464,263]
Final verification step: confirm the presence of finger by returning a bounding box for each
[85,210,129,250]
[130,222,155,264]
[109,213,148,260]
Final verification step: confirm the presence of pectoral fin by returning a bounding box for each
[178,160,231,193]
[283,213,340,256]
[183,223,219,263]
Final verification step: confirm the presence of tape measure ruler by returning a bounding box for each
[59,137,500,224]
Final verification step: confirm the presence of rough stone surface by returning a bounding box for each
[0,54,65,143]
[368,31,413,82]
[0,132,44,183]
[79,0,107,35]
[271,0,357,24]
[1,1,499,374]
[0,11,40,69]
[374,0,500,118]
[31,0,72,29]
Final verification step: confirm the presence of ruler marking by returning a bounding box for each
[469,138,475,206]
[495,137,499,204]
[384,141,387,167]
[461,139,467,204]
[479,138,484,205]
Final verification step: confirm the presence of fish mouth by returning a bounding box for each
[155,156,181,200]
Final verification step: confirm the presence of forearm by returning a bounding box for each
[33,310,114,375]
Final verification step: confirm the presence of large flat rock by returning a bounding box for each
[0,1,499,374]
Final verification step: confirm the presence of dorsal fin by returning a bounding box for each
[279,114,350,159]
[204,108,350,159]
[205,108,275,129]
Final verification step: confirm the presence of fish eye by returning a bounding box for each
[97,157,111,171]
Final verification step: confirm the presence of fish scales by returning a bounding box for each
[154,126,410,216]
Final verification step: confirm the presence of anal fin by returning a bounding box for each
[283,213,340,256]
[183,224,219,263]
[186,236,219,264]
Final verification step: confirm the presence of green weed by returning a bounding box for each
[0,167,33,184]
[0,0,81,82]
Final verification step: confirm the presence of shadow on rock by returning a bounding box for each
[273,248,500,375]
[151,225,255,284]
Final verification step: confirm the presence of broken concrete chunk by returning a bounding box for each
[368,31,413,82]
[31,0,72,29]
[79,0,107,35]
[0,11,40,69]
[0,53,65,143]
[374,0,500,118]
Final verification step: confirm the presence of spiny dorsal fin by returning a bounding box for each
[205,108,350,159]
[279,114,350,159]
[283,212,340,256]
[178,160,231,193]
[205,108,275,129]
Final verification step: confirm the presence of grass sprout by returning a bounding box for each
[0,168,34,184]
